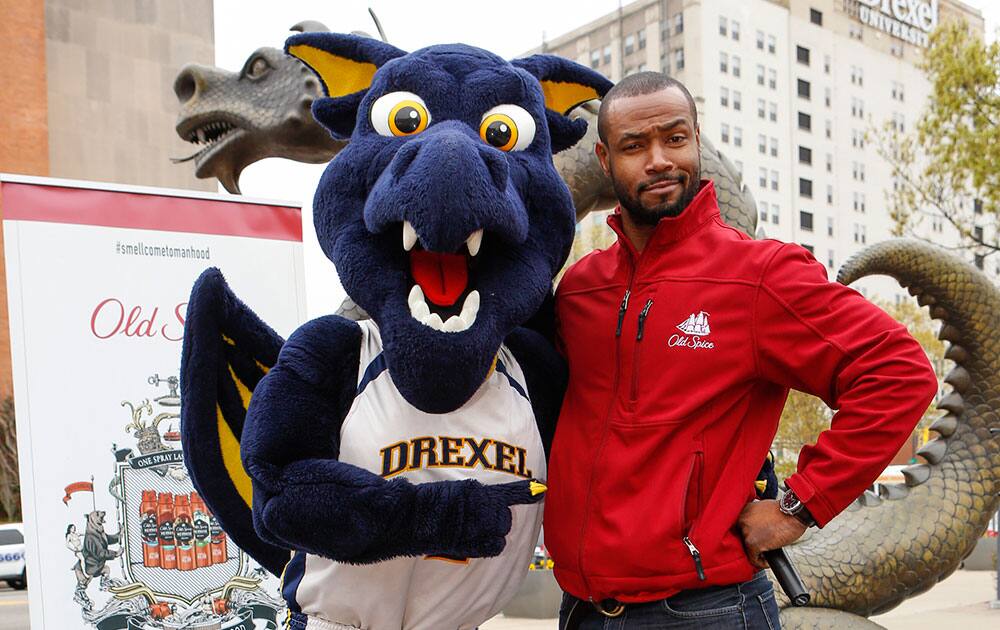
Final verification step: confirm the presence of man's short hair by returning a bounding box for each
[597,72,698,143]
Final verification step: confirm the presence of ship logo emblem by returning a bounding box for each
[676,311,711,337]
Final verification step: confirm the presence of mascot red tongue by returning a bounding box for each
[410,250,468,306]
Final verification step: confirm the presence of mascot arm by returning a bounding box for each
[243,318,544,564]
[505,327,567,458]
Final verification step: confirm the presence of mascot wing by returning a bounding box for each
[180,268,290,575]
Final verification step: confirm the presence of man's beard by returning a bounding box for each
[612,162,701,226]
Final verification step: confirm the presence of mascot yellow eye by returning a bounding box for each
[479,105,536,151]
[370,91,430,137]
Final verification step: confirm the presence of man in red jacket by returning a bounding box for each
[546,72,938,629]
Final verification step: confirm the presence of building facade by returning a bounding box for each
[537,0,988,302]
[0,0,215,399]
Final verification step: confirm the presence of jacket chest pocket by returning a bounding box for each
[624,290,731,421]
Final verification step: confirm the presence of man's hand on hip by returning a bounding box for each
[738,499,807,570]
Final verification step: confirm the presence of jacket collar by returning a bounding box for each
[607,179,720,258]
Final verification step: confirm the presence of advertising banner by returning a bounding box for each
[1,175,304,629]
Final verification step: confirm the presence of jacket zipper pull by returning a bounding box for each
[636,299,654,340]
[615,290,631,337]
[682,536,706,580]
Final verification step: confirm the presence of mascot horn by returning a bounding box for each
[179,32,611,629]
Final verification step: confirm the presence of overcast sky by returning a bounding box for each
[212,0,999,317]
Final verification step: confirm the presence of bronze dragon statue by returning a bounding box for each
[171,27,998,630]
[776,239,1000,628]
[171,25,758,235]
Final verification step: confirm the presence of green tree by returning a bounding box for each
[872,20,1000,257]
[0,397,20,522]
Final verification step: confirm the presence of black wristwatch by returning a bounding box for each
[778,490,816,527]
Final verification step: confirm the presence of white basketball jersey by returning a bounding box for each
[282,320,546,630]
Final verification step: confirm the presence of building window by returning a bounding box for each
[799,178,813,199]
[675,13,684,35]
[759,167,768,189]
[721,123,730,143]
[603,45,612,65]
[733,90,742,111]
[827,250,835,269]
[826,153,833,172]
[732,55,741,77]
[638,29,647,50]
[849,23,863,40]
[756,30,765,50]
[827,217,834,237]
[810,8,823,26]
[674,48,685,70]
[892,81,905,102]
[975,226,984,241]
[734,160,743,177]
[798,112,812,131]
[767,34,776,54]
[827,185,833,204]
[975,198,983,214]
[770,137,778,157]
[800,211,814,231]
[757,64,765,86]
[720,52,728,73]
[799,146,812,165]
[760,202,768,222]
[772,204,780,224]
[854,224,867,244]
[590,50,601,68]
[720,87,729,107]
[625,34,636,56]
[732,20,740,41]
[801,243,814,253]
[771,170,779,191]
[797,79,811,100]
[769,102,777,122]
[825,119,832,139]
[719,16,728,36]
[796,45,810,65]
[975,254,985,270]
[757,98,766,119]
[734,127,743,147]
[891,113,905,134]
[758,134,767,155]
[768,68,777,90]
[824,87,832,108]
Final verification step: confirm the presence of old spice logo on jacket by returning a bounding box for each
[669,311,715,350]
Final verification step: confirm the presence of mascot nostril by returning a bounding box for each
[179,31,611,629]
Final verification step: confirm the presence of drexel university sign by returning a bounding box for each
[855,0,940,47]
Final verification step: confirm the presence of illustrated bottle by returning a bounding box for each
[191,492,211,568]
[157,492,177,570]
[174,494,195,571]
[209,508,227,564]
[140,490,160,568]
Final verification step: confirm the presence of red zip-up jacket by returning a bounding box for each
[545,180,938,603]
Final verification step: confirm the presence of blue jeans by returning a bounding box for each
[558,571,780,629]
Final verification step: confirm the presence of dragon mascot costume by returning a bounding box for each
[180,32,615,629]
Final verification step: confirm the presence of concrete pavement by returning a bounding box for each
[0,587,29,630]
[482,569,1000,629]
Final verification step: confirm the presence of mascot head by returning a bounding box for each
[286,33,610,413]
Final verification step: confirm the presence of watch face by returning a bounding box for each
[780,491,800,513]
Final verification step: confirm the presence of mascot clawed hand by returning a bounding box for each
[179,32,611,630]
